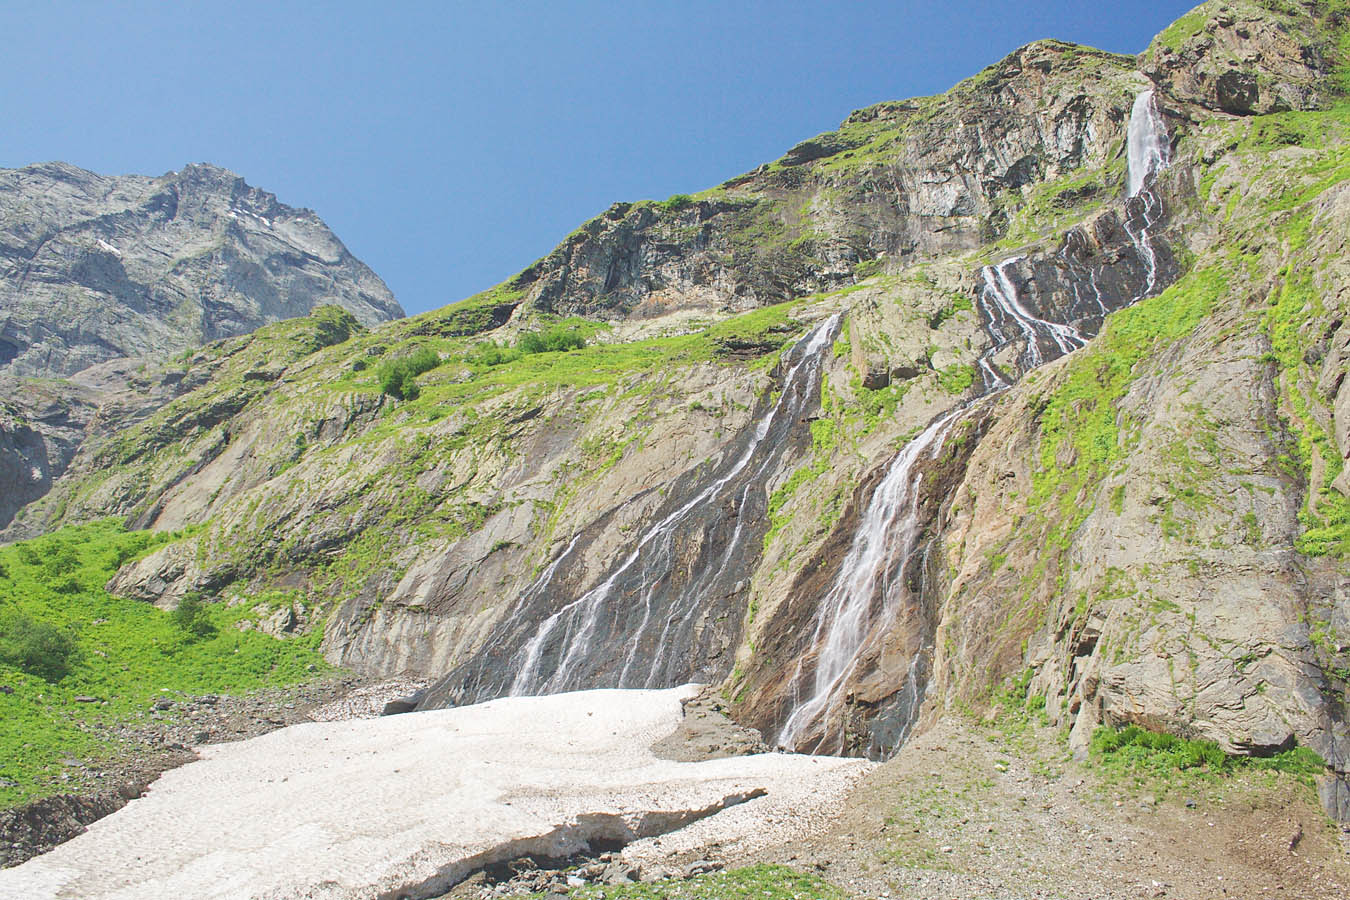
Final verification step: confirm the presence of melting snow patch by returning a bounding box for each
[0,685,870,900]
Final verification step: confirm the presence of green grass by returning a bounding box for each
[410,282,527,337]
[1032,267,1228,545]
[1090,724,1327,788]
[992,157,1127,251]
[528,865,847,900]
[357,299,811,427]
[1264,267,1350,555]
[0,520,329,809]
[1153,9,1207,53]
[938,362,976,394]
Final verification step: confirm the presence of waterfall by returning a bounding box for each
[1124,89,1170,295]
[1127,89,1170,198]
[776,255,1092,748]
[975,257,1087,388]
[775,89,1178,758]
[777,406,965,753]
[511,313,841,695]
[428,312,843,705]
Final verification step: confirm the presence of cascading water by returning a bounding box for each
[1127,89,1170,198]
[777,89,1177,755]
[425,312,843,706]
[1123,89,1171,294]
[976,88,1170,390]
[777,407,966,753]
[975,258,1087,388]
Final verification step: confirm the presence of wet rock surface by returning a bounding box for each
[650,686,769,762]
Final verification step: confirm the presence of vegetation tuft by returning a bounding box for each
[527,865,847,900]
[1091,724,1327,786]
[377,347,441,399]
[0,615,76,683]
[516,325,588,355]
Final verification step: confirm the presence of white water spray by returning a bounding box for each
[507,313,843,696]
[1127,89,1170,198]
[778,407,965,752]
[1123,89,1171,295]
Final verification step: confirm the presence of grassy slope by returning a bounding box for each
[0,520,327,809]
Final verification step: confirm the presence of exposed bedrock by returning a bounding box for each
[0,161,401,379]
[502,40,1151,323]
[418,315,843,708]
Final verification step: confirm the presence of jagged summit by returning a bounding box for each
[0,160,402,378]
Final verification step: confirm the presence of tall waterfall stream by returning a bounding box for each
[775,88,1172,753]
[427,87,1175,763]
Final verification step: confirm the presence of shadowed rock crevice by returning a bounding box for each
[383,792,767,900]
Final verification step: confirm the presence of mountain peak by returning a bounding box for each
[0,161,402,378]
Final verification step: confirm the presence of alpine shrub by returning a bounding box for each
[170,593,217,640]
[376,347,441,399]
[0,615,76,682]
[516,326,586,355]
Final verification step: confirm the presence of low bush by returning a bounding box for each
[377,347,441,399]
[307,305,361,350]
[170,593,217,640]
[468,340,522,367]
[0,615,76,682]
[516,326,586,355]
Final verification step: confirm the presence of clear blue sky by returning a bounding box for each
[1,1,1197,315]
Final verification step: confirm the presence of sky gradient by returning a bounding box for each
[2,1,1198,315]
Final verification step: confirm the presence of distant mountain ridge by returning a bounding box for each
[0,161,402,378]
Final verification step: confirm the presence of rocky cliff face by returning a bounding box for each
[0,162,402,378]
[7,0,1350,820]
[488,40,1147,323]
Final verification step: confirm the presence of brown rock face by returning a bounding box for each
[1144,1,1338,115]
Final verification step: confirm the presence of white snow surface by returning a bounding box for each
[0,685,871,900]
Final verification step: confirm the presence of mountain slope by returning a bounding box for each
[4,0,1350,824]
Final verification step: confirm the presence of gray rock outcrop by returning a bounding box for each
[0,161,402,378]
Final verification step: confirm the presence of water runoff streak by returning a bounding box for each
[778,88,1173,753]
[976,258,1088,388]
[430,312,843,705]
[777,406,966,753]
